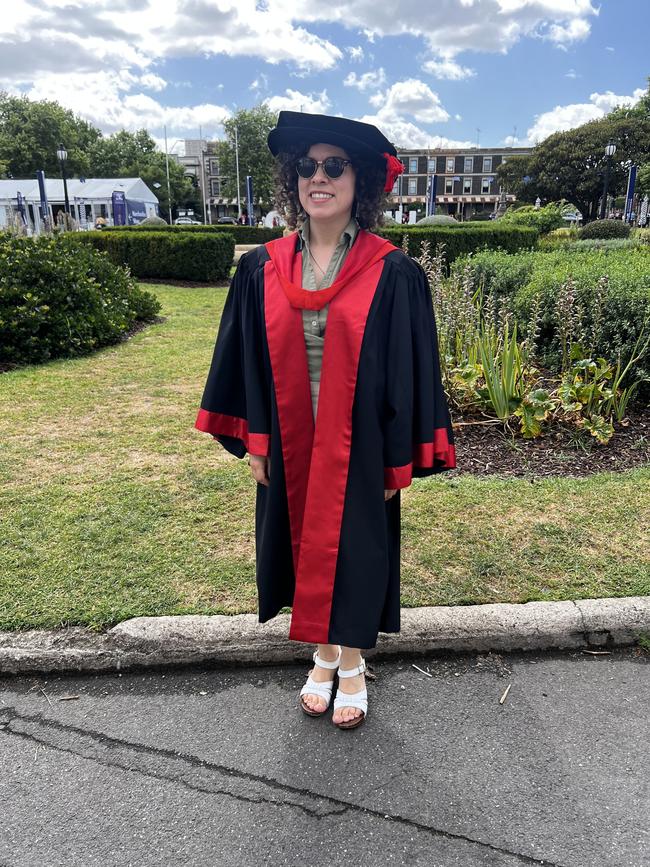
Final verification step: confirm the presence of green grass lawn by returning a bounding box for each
[1,282,648,632]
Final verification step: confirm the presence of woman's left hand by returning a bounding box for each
[384,489,397,501]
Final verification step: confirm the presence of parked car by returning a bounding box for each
[175,216,202,225]
[216,216,238,225]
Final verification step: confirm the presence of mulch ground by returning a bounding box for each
[448,407,649,479]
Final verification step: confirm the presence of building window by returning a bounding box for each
[483,156,492,172]
[408,178,417,195]
[427,157,436,173]
[464,156,473,172]
[445,178,453,194]
[481,177,492,194]
[409,158,418,174]
[463,178,472,194]
[392,178,399,195]
[210,180,221,196]
[446,157,454,173]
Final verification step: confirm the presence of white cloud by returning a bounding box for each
[347,45,365,62]
[369,79,450,124]
[526,87,646,143]
[23,70,230,142]
[250,72,270,92]
[422,57,476,81]
[565,68,579,79]
[139,72,167,92]
[264,88,331,113]
[343,68,387,92]
[271,0,598,64]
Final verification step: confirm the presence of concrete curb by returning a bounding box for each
[1,597,648,676]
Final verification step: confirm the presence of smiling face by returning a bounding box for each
[297,142,357,226]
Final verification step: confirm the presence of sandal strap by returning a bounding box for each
[337,657,366,678]
[312,647,341,670]
[333,686,368,715]
[300,676,335,701]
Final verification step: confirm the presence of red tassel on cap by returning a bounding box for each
[383,152,404,192]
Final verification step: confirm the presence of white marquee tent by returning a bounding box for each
[0,177,159,232]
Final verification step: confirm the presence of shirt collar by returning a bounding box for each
[297,215,359,251]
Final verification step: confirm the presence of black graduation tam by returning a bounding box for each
[267,111,404,192]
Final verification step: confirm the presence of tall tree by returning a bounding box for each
[87,129,158,178]
[220,104,278,212]
[495,80,650,220]
[0,92,101,178]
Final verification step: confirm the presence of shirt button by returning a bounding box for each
[312,320,318,327]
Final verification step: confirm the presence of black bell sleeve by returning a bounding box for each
[195,252,271,459]
[382,256,456,489]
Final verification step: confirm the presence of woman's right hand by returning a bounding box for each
[249,454,270,486]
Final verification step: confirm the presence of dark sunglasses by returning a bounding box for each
[295,156,352,180]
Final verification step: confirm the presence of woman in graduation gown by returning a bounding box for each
[195,111,456,729]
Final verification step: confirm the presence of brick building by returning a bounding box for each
[391,146,532,220]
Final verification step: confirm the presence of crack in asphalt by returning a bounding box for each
[0,706,566,866]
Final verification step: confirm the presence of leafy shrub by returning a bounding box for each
[452,247,650,390]
[580,219,631,240]
[79,230,235,281]
[538,226,580,251]
[138,215,168,226]
[0,233,160,365]
[570,238,640,251]
[498,201,568,234]
[452,250,536,300]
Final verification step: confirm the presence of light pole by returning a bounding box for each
[56,143,70,216]
[599,141,616,219]
[234,125,242,221]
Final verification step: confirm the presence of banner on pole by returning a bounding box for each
[426,174,437,217]
[36,170,49,228]
[111,190,127,226]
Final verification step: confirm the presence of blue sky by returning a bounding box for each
[1,1,648,154]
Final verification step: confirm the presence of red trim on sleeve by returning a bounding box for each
[414,428,456,469]
[384,464,413,489]
[194,408,270,456]
[384,428,457,489]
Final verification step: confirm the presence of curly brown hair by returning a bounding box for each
[272,142,390,231]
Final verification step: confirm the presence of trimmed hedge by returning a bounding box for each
[0,232,160,365]
[78,230,235,281]
[580,219,631,240]
[103,224,284,244]
[376,225,538,268]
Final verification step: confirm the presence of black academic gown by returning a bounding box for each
[195,229,456,649]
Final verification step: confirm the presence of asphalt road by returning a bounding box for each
[1,648,648,867]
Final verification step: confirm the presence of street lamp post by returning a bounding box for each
[56,143,70,216]
[234,125,242,221]
[599,141,616,220]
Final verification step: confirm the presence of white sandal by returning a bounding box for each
[299,646,342,717]
[332,656,367,729]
